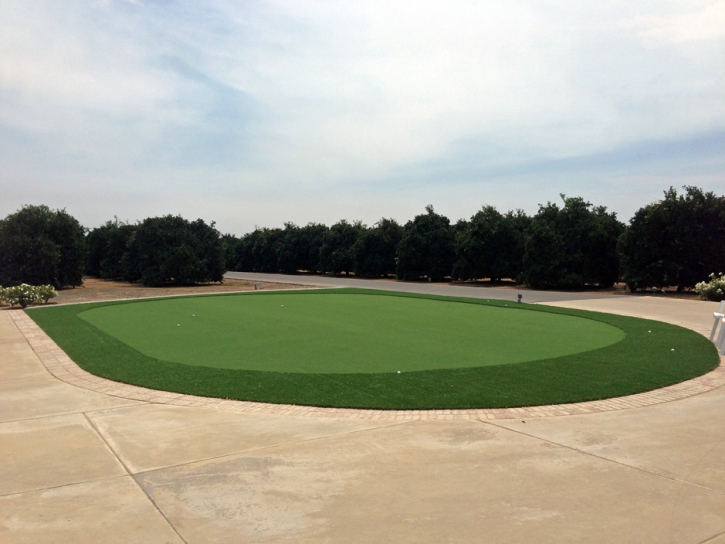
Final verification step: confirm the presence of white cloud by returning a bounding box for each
[620,1,725,46]
[0,0,723,231]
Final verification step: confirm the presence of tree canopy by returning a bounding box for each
[123,215,225,286]
[453,206,530,282]
[522,196,623,289]
[396,206,455,282]
[618,186,725,291]
[0,205,85,288]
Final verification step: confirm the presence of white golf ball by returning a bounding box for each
[397,371,401,374]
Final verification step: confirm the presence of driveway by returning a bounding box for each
[224,271,617,303]
[0,281,723,543]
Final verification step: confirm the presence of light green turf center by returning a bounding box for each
[78,293,625,373]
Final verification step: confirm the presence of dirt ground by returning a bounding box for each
[0,277,313,309]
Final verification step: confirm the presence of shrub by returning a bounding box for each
[36,284,59,303]
[0,284,56,308]
[695,273,725,301]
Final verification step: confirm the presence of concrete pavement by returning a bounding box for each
[1,290,724,543]
[224,271,618,303]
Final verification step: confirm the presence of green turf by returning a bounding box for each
[77,293,624,373]
[26,288,720,410]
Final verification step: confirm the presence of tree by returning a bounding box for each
[453,206,530,282]
[396,206,454,281]
[123,215,225,286]
[86,219,138,280]
[253,228,285,273]
[0,205,85,288]
[351,218,403,278]
[319,220,365,275]
[232,229,262,271]
[296,223,328,273]
[522,196,624,289]
[618,187,725,291]
[220,234,240,271]
[269,222,328,274]
[85,223,111,277]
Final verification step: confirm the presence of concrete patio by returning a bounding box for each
[1,289,724,543]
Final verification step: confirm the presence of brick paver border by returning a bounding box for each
[9,310,725,420]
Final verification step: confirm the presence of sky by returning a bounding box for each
[1,0,723,235]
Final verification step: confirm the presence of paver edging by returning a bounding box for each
[9,309,725,421]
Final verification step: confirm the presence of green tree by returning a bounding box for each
[85,222,112,277]
[618,187,725,291]
[87,219,139,280]
[352,218,403,278]
[396,206,454,281]
[0,205,85,288]
[319,220,365,275]
[123,215,225,286]
[297,223,328,273]
[275,222,329,274]
[253,228,285,273]
[232,230,262,271]
[220,233,240,271]
[453,206,530,282]
[522,196,624,289]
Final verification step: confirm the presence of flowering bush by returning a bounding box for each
[695,273,725,301]
[0,284,57,308]
[35,284,58,303]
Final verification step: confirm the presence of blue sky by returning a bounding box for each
[1,0,723,235]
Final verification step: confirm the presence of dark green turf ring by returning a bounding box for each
[26,288,719,410]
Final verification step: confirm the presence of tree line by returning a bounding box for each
[1,186,723,291]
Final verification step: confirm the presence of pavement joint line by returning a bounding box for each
[477,418,725,497]
[0,404,148,425]
[82,412,190,544]
[9,309,725,421]
[128,419,414,477]
[698,528,725,544]
[0,473,136,500]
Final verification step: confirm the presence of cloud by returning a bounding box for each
[0,0,722,233]
[620,1,725,46]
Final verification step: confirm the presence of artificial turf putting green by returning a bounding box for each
[26,288,720,410]
[76,293,624,373]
